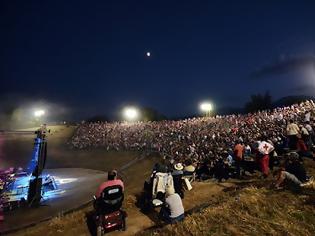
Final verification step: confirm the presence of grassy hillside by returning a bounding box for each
[139,185,315,236]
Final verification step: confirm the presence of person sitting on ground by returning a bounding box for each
[195,159,211,181]
[285,153,308,183]
[159,186,185,224]
[274,167,315,190]
[183,160,196,176]
[274,167,303,189]
[172,163,184,198]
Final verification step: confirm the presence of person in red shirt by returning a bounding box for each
[96,170,124,199]
[296,134,315,160]
[297,134,308,152]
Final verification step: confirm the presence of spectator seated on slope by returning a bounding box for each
[285,153,308,183]
[274,167,315,191]
[159,186,185,224]
[183,160,196,182]
[172,163,185,199]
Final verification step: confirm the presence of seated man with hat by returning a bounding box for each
[172,163,184,198]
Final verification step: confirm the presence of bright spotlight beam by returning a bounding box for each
[122,107,139,121]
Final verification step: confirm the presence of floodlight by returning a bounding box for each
[122,106,139,121]
[34,110,45,117]
[199,102,213,112]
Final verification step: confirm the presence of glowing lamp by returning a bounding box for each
[34,110,45,117]
[199,102,213,112]
[122,107,139,121]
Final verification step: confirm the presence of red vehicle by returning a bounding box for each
[93,185,127,235]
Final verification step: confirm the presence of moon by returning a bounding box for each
[146,52,151,57]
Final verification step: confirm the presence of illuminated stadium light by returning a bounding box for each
[199,102,213,116]
[122,106,140,121]
[34,110,45,117]
[200,102,213,112]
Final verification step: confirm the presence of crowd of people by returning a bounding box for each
[71,101,315,168]
[72,101,315,224]
[71,100,315,187]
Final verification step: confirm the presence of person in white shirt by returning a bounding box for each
[300,125,309,136]
[286,120,300,150]
[304,112,311,122]
[305,122,313,133]
[159,186,185,223]
[301,123,313,147]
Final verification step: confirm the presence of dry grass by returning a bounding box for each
[139,186,315,236]
[13,207,92,236]
[11,181,315,236]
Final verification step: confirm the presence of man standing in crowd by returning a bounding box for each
[258,140,274,178]
[172,163,184,198]
[304,121,314,147]
[286,119,300,150]
[234,141,244,178]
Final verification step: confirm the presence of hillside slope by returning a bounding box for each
[138,185,315,236]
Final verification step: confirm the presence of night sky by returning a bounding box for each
[1,1,315,119]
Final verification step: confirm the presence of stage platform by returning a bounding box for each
[0,168,107,234]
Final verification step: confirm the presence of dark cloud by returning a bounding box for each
[250,55,315,79]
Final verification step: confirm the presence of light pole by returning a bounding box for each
[199,102,213,117]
